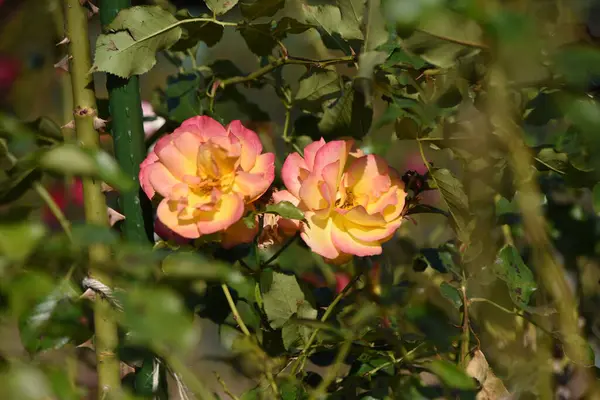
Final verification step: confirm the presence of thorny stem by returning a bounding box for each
[289,274,361,375]
[65,0,121,397]
[221,283,251,336]
[100,0,152,245]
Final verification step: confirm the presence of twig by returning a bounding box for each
[221,283,251,336]
[215,373,240,400]
[33,181,72,241]
[459,284,470,367]
[308,340,352,400]
[65,0,122,396]
[262,233,298,267]
[218,55,357,89]
[469,297,555,337]
[289,273,361,375]
[362,342,426,377]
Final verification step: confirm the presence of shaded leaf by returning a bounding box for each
[118,287,198,355]
[282,302,317,351]
[238,23,278,56]
[205,0,238,15]
[265,201,305,221]
[92,6,182,78]
[0,219,46,262]
[165,72,205,123]
[295,69,342,109]
[261,270,306,329]
[318,81,373,139]
[428,168,472,243]
[493,245,537,308]
[426,359,477,390]
[240,0,286,20]
[39,144,134,192]
[300,0,364,41]
[439,282,462,309]
[172,10,224,51]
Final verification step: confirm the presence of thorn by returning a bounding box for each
[54,55,72,72]
[61,120,75,129]
[56,37,70,46]
[107,207,125,227]
[101,182,115,193]
[79,288,96,302]
[93,116,109,131]
[87,1,99,14]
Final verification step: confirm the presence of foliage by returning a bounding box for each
[2,0,600,399]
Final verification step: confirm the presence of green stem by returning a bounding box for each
[308,340,351,400]
[218,55,357,88]
[459,284,470,367]
[162,353,215,400]
[100,0,152,244]
[469,298,555,337]
[221,283,251,336]
[262,233,298,267]
[64,0,121,397]
[289,274,360,375]
[33,181,72,241]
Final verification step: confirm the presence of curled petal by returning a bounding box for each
[344,217,401,242]
[299,173,328,211]
[144,161,180,199]
[330,216,382,257]
[155,137,196,179]
[157,200,201,239]
[174,115,228,140]
[313,140,351,177]
[346,154,391,199]
[234,171,272,201]
[282,152,309,199]
[173,131,203,161]
[303,138,326,171]
[227,120,262,171]
[300,212,339,260]
[196,193,245,234]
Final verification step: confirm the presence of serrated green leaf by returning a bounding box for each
[92,6,182,78]
[300,0,365,41]
[261,271,305,328]
[439,282,462,309]
[493,244,537,308]
[240,0,286,20]
[205,0,239,15]
[238,23,278,56]
[295,69,341,104]
[426,359,477,390]
[282,302,317,351]
[265,201,305,221]
[318,81,373,139]
[165,72,205,123]
[171,11,224,51]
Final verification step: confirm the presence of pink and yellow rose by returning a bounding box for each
[280,139,406,263]
[140,116,275,242]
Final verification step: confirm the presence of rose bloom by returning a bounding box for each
[280,139,406,263]
[140,116,275,243]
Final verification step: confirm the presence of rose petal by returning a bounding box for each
[300,212,339,260]
[282,152,309,199]
[196,193,245,234]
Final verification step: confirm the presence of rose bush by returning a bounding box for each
[280,139,407,263]
[140,116,275,242]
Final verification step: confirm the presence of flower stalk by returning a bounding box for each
[100,0,152,244]
[64,0,121,396]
